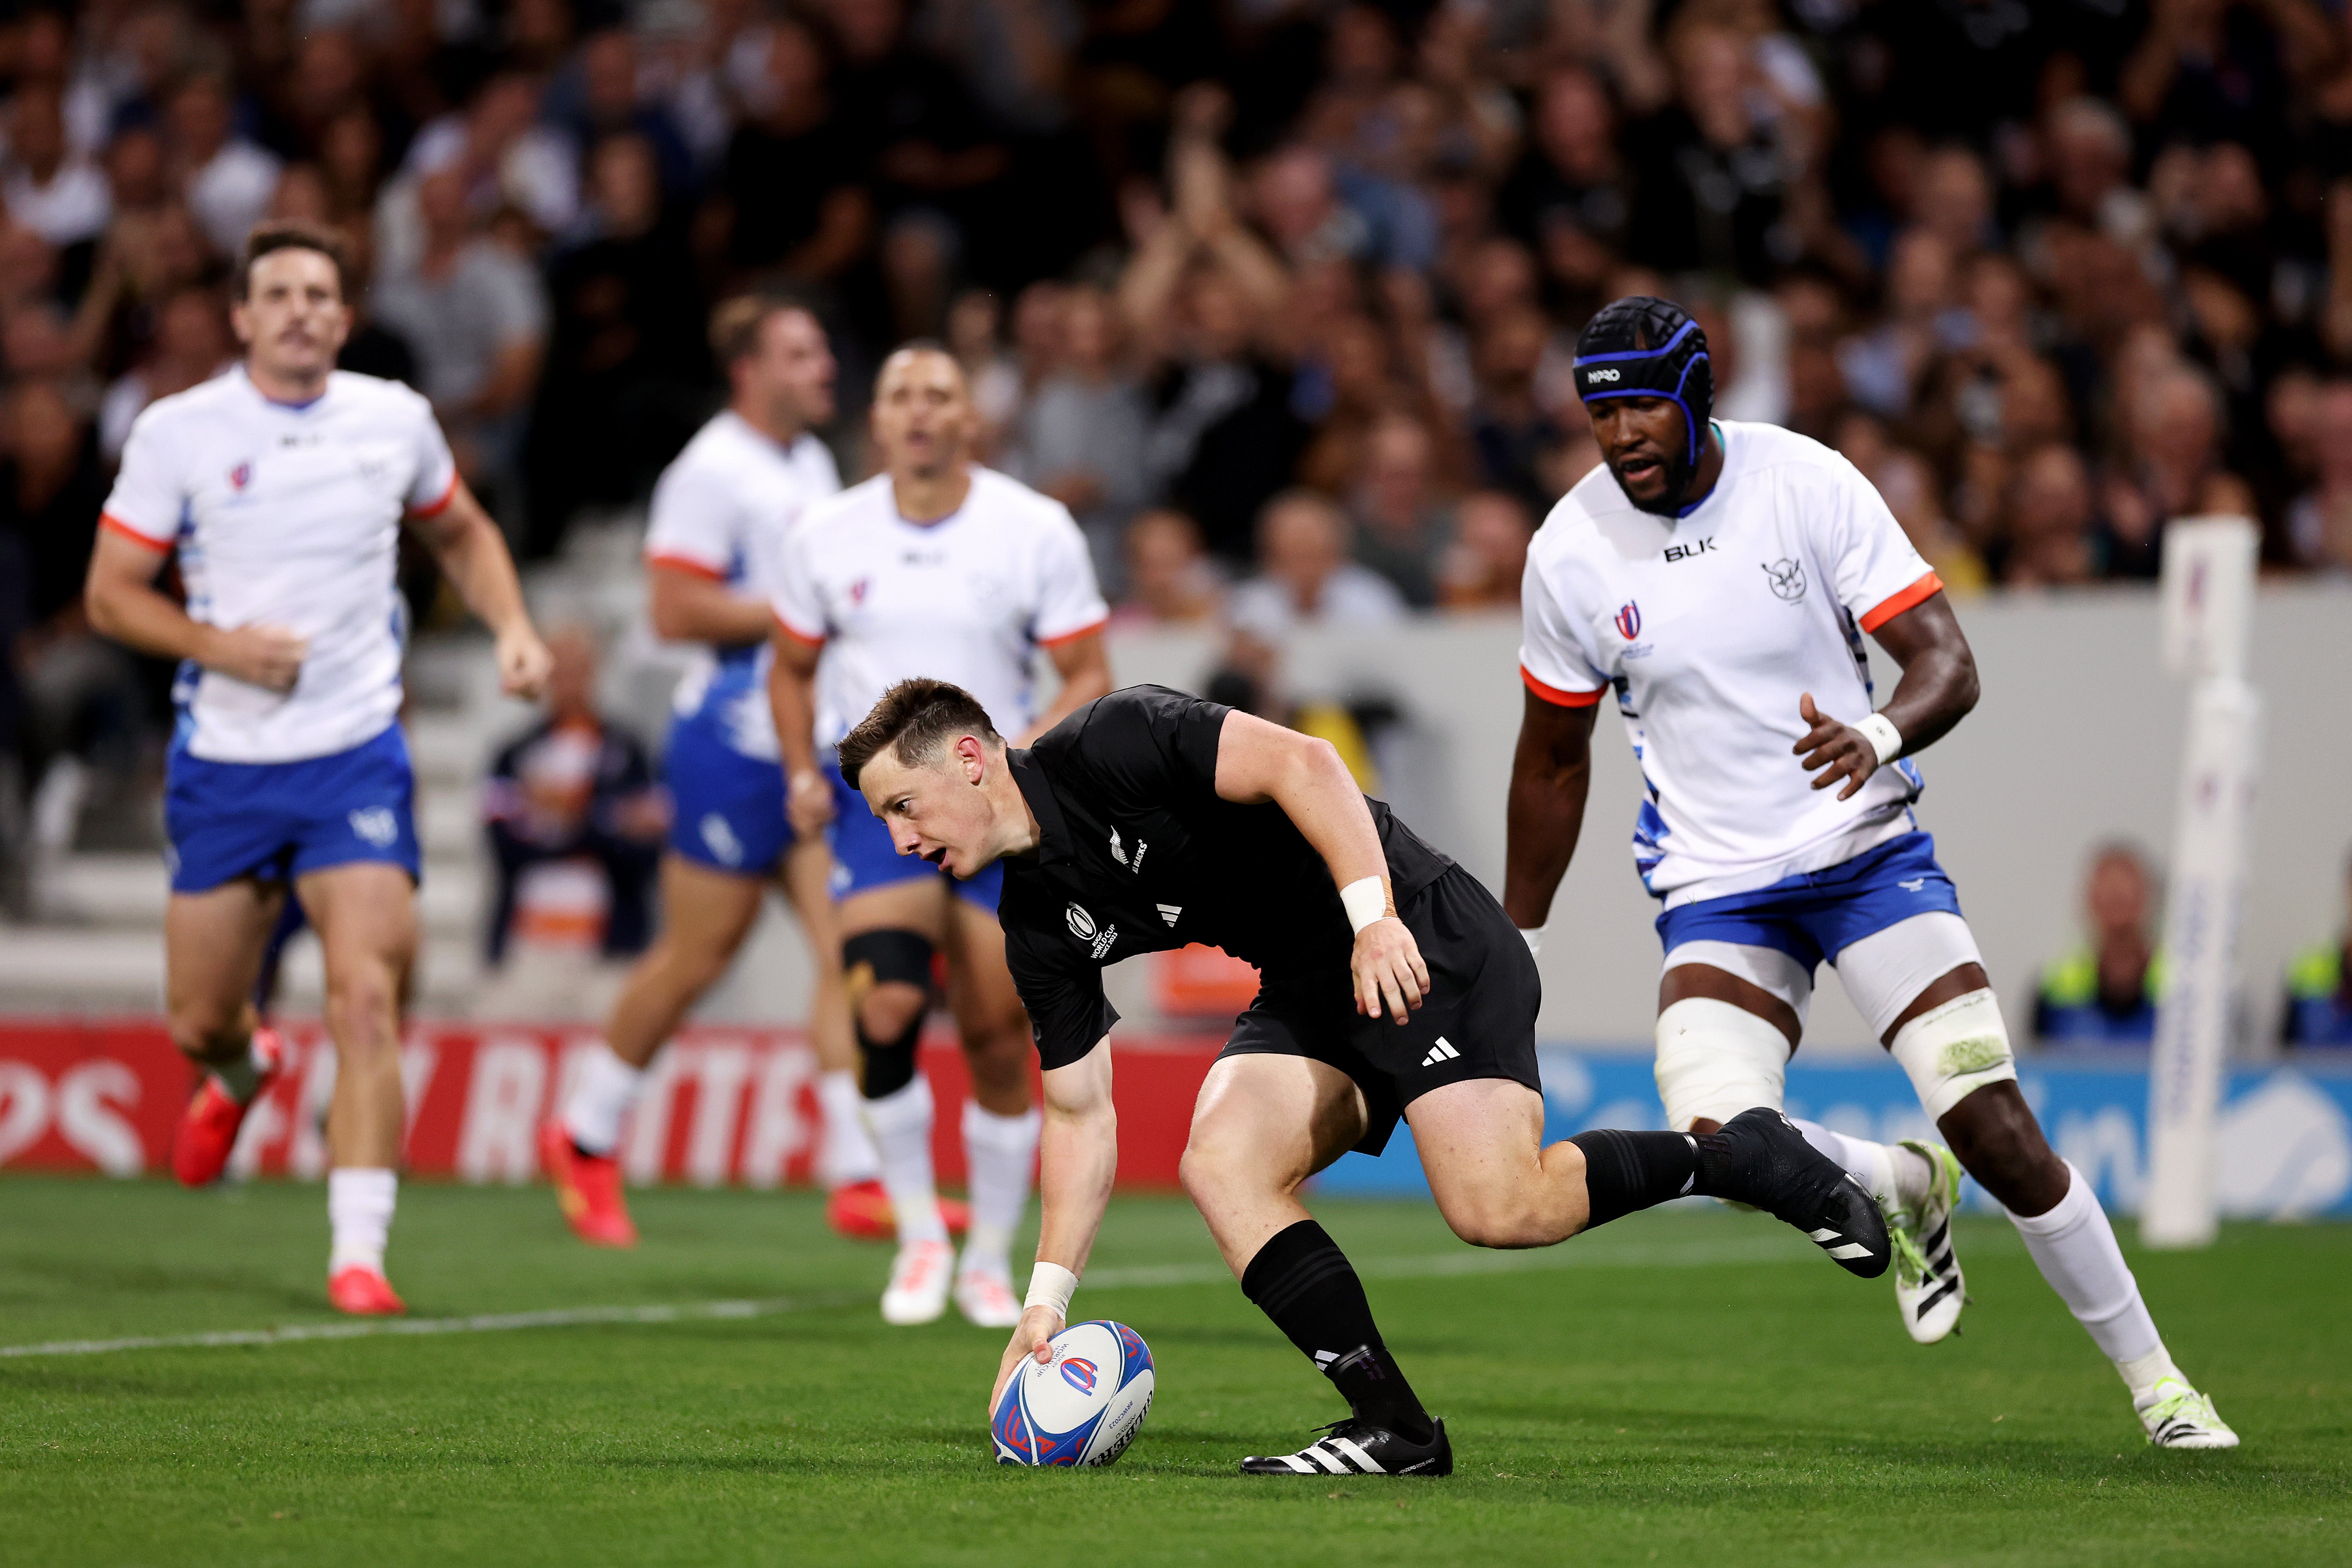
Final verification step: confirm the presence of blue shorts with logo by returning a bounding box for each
[165,723,420,894]
[1655,831,1962,971]
[665,709,795,875]
[828,760,1002,913]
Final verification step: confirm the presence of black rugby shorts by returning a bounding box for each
[1218,865,1543,1155]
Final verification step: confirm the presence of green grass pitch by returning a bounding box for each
[1,1175,2345,1567]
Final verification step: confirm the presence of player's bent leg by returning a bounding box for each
[781,838,889,1238]
[1181,1054,1451,1477]
[163,880,292,1186]
[941,898,1038,1326]
[842,881,956,1323]
[1405,1078,1588,1247]
[300,861,417,1315]
[545,857,767,1248]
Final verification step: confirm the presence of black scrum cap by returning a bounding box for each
[1572,295,1713,465]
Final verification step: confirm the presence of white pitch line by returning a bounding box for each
[0,1236,1810,1361]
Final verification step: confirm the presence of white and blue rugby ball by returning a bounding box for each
[991,1320,1154,1467]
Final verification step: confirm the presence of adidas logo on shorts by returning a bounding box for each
[1420,1038,1460,1068]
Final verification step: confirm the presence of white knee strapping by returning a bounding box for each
[1890,987,2016,1120]
[1654,998,1793,1133]
[1833,912,1984,1041]
[1661,940,1815,1030]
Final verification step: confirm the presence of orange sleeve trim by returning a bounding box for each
[1521,664,1605,707]
[773,612,825,649]
[1038,615,1109,650]
[645,551,728,582]
[1859,570,1943,633]
[99,513,170,551]
[405,472,460,518]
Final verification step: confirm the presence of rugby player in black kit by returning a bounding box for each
[836,679,1890,1476]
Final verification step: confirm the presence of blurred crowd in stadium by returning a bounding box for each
[4,0,2352,1036]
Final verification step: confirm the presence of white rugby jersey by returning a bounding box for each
[643,411,841,759]
[1518,419,1942,908]
[773,466,1109,748]
[101,366,458,764]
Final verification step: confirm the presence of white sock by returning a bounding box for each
[2005,1162,2167,1388]
[1790,1117,1929,1209]
[562,1044,645,1157]
[210,1040,269,1105]
[864,1075,947,1246]
[959,1100,1041,1275]
[815,1069,882,1188]
[328,1168,397,1274]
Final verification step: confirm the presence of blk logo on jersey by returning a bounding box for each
[1663,537,1715,563]
[1614,602,1642,640]
[1763,558,1807,602]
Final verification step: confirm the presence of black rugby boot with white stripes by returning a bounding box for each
[1241,1417,1453,1477]
[1701,1108,1891,1279]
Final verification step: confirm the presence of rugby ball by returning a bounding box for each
[990,1320,1154,1467]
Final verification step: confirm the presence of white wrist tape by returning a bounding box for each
[1520,926,1543,958]
[1339,876,1390,934]
[1023,1261,1077,1318]
[1855,712,1904,765]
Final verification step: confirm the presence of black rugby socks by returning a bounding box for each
[1241,1220,1433,1442]
[1568,1128,1701,1229]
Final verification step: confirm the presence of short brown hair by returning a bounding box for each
[838,678,1001,789]
[709,294,812,366]
[237,221,353,300]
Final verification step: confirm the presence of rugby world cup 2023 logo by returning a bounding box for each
[1614,601,1642,640]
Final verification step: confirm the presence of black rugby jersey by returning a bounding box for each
[1001,685,1452,1069]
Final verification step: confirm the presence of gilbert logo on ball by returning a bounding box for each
[992,1321,1154,1468]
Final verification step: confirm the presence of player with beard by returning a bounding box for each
[834,677,1892,1477]
[769,345,1115,1328]
[1503,294,2236,1448]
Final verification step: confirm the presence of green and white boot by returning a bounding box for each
[1887,1139,1967,1345]
[2137,1377,2239,1449]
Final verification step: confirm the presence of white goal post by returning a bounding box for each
[2142,517,2263,1249]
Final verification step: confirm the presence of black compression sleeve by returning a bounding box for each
[1568,1128,1701,1229]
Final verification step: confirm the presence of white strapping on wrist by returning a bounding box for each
[1339,876,1390,934]
[1024,1261,1077,1318]
[1855,712,1904,765]
[1520,926,1543,958]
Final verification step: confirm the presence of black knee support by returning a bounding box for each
[844,929,934,1099]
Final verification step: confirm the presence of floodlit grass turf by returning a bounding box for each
[1,1177,2345,1568]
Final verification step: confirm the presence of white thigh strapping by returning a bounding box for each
[1654,998,1793,1133]
[1660,940,1815,1030]
[1830,912,1984,1041]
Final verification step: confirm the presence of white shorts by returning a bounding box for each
[1661,911,1984,1042]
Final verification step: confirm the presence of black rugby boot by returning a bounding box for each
[1700,1108,1891,1279]
[1241,1417,1453,1477]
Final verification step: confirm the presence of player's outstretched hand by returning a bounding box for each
[1353,916,1429,1025]
[991,1304,1064,1415]
[1794,692,1876,801]
[786,768,837,836]
[208,623,308,693]
[496,628,554,702]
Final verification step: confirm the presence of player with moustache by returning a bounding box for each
[83,222,551,1314]
[1504,294,2235,1448]
[539,297,893,1250]
[769,345,1114,1328]
[834,677,1893,1478]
